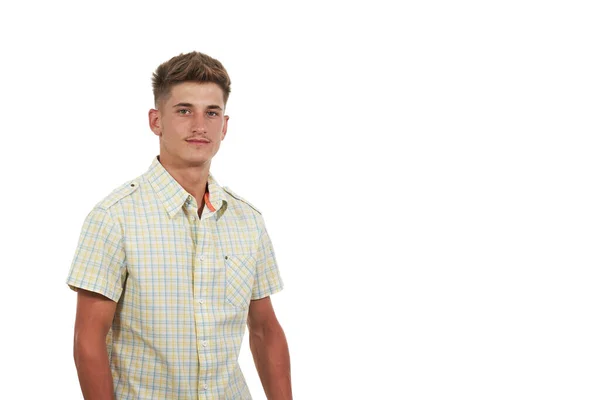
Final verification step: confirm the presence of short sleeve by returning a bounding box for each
[251,218,284,300]
[66,207,127,302]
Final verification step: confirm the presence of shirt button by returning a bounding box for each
[198,299,204,304]
[199,255,205,261]
[203,384,208,390]
[202,340,208,347]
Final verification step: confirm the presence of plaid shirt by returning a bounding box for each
[67,156,284,399]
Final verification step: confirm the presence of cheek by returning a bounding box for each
[163,119,188,137]
[212,120,226,134]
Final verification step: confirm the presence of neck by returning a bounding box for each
[158,155,210,205]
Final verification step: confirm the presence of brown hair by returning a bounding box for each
[152,51,231,107]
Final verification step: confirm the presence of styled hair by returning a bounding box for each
[152,51,231,107]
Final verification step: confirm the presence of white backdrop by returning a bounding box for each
[1,1,599,399]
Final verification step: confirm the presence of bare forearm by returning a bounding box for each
[74,338,115,400]
[250,324,292,400]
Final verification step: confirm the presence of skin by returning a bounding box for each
[248,297,293,399]
[73,290,117,400]
[149,81,229,212]
[73,81,292,399]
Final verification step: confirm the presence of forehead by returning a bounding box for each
[163,82,225,107]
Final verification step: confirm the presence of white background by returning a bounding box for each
[1,0,599,399]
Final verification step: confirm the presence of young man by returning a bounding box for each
[67,51,292,400]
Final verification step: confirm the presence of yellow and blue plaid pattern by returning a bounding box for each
[67,156,284,399]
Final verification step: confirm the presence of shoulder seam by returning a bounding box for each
[223,186,262,215]
[97,179,140,210]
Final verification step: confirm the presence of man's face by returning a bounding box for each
[149,81,229,168]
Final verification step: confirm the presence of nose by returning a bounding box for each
[192,114,207,134]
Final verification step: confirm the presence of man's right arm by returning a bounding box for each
[73,289,117,400]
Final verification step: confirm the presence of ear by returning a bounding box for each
[221,115,229,140]
[148,109,161,136]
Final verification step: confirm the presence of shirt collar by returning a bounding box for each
[145,156,227,218]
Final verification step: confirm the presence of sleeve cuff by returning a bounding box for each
[66,278,122,303]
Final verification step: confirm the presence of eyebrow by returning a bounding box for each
[173,102,194,108]
[172,102,223,111]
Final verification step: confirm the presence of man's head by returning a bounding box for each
[152,51,231,108]
[149,51,231,169]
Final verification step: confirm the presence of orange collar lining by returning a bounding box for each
[204,191,216,212]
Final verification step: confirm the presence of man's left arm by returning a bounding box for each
[247,296,292,400]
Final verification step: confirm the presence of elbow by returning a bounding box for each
[73,331,88,368]
[248,325,265,349]
[249,320,285,346]
[73,328,106,369]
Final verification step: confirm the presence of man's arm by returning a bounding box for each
[73,289,117,400]
[247,296,292,400]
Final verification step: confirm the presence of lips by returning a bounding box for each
[186,138,210,144]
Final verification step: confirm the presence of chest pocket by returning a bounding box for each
[225,254,256,309]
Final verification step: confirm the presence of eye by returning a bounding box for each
[207,111,219,117]
[178,109,191,115]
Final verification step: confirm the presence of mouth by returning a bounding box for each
[186,138,210,145]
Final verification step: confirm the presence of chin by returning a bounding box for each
[182,155,211,166]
